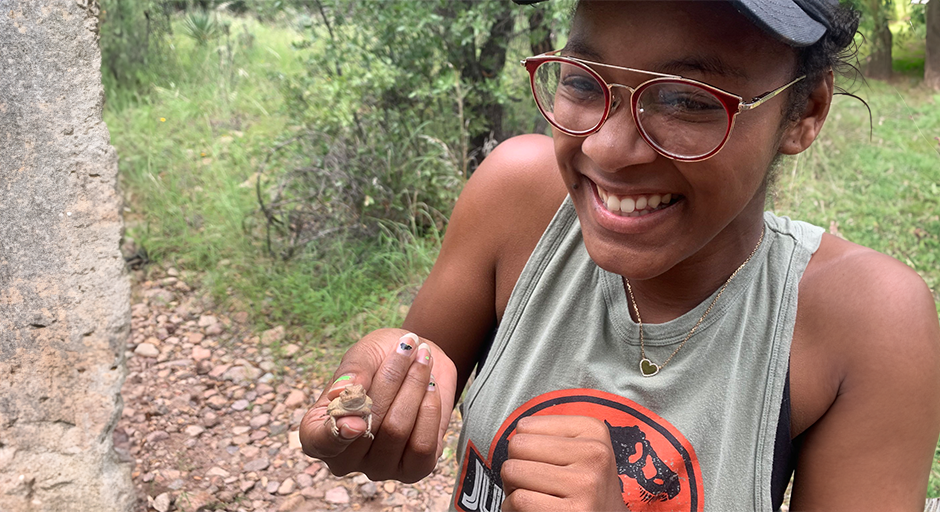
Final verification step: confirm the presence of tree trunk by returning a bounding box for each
[528,6,553,134]
[866,0,893,79]
[464,4,514,170]
[926,0,940,89]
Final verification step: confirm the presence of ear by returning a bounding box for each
[778,69,834,155]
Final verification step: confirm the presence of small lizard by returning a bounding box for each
[326,384,374,439]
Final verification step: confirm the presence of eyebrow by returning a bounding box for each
[658,56,749,80]
[562,38,749,80]
[561,38,605,61]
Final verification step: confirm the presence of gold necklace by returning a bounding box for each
[624,229,764,377]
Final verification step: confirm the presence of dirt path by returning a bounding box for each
[116,267,461,512]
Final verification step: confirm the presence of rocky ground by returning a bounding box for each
[115,267,462,512]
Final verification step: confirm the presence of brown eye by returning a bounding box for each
[559,73,604,100]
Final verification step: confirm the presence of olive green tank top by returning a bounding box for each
[449,197,823,512]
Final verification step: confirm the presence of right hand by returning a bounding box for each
[299,328,457,483]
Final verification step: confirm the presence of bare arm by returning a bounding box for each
[791,241,940,510]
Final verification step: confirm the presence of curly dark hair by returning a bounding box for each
[783,2,865,125]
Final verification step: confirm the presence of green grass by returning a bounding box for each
[107,15,438,345]
[771,79,940,312]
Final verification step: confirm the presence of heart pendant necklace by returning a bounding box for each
[625,228,764,377]
[639,358,660,377]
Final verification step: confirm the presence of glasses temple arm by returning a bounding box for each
[738,75,806,111]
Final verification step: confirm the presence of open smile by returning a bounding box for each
[593,182,681,218]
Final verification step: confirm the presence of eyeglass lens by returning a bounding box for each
[532,60,732,160]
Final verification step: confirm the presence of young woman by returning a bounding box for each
[301,1,940,510]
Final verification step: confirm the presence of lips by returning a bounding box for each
[595,183,679,217]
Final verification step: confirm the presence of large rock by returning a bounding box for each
[0,1,134,511]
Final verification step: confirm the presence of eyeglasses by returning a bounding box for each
[521,51,805,162]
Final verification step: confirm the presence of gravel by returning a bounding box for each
[119,267,462,511]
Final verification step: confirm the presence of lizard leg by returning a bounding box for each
[363,413,374,440]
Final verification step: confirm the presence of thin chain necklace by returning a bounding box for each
[624,228,765,377]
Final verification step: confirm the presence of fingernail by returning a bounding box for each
[329,374,353,393]
[416,343,431,366]
[338,423,364,440]
[427,374,437,392]
[397,333,418,356]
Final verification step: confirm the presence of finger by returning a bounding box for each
[317,330,399,403]
[299,404,367,460]
[319,375,370,438]
[434,370,457,453]
[507,433,599,466]
[360,332,422,430]
[367,342,434,477]
[323,332,423,468]
[501,459,568,497]
[514,415,609,440]
[502,488,566,512]
[400,371,443,482]
[299,331,402,460]
[300,374,372,460]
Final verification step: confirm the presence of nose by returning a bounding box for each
[580,87,659,172]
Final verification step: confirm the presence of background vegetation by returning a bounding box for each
[99,0,940,497]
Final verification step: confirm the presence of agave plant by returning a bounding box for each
[181,10,219,46]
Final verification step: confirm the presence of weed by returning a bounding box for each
[181,11,222,46]
[110,15,439,343]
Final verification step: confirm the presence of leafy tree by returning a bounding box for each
[296,0,567,171]
[257,0,572,257]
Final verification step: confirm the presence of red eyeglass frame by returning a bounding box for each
[521,51,805,162]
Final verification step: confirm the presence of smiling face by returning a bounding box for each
[558,1,807,284]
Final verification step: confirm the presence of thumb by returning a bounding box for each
[300,374,372,458]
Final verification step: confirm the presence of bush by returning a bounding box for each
[252,117,463,260]
[99,0,175,94]
[181,10,221,45]
[249,0,574,259]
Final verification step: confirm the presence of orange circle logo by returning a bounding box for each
[455,388,703,512]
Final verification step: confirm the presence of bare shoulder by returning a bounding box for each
[798,233,938,359]
[434,134,566,267]
[447,134,568,309]
[458,134,567,233]
[795,233,940,395]
[789,233,940,509]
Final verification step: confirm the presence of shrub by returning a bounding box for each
[99,0,175,94]
[181,10,221,45]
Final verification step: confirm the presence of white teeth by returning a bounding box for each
[597,185,676,215]
[606,195,619,212]
[620,197,635,213]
